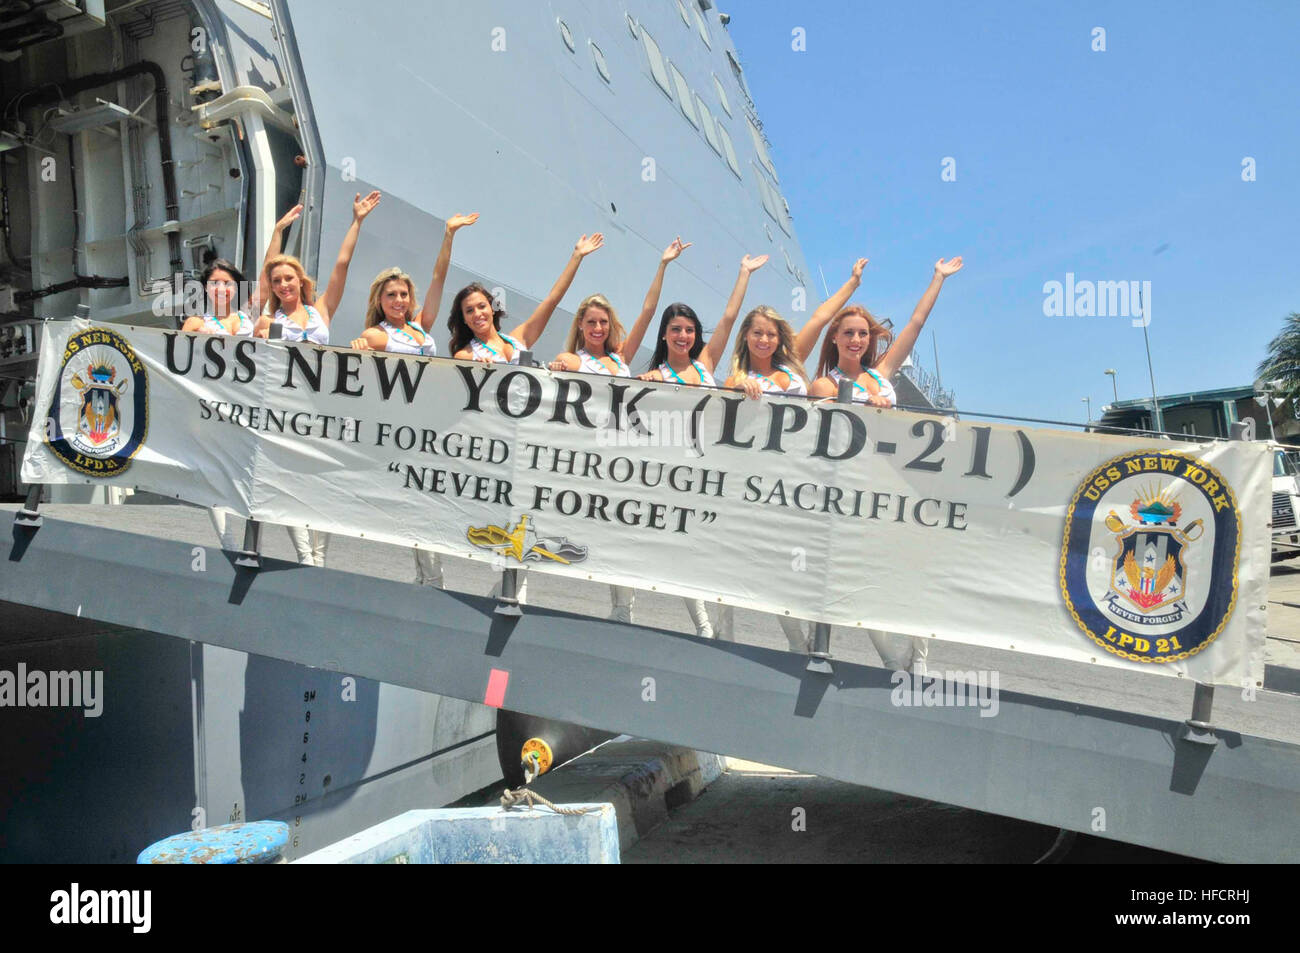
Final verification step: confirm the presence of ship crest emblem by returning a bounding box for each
[1101,486,1204,625]
[467,514,588,565]
[47,326,149,477]
[1060,450,1240,664]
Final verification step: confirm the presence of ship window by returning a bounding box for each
[640,28,673,98]
[782,247,795,274]
[696,96,722,155]
[676,0,691,26]
[557,18,575,52]
[747,116,776,180]
[669,63,698,127]
[716,122,740,177]
[591,42,611,83]
[693,7,711,47]
[754,166,780,222]
[626,14,638,38]
[764,222,773,241]
[712,73,731,116]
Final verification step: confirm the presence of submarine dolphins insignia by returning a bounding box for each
[467,514,588,565]
[1060,449,1240,664]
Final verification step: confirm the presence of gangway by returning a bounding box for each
[5,507,1300,863]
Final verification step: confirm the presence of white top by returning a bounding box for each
[379,320,436,356]
[658,360,715,387]
[747,364,807,396]
[200,312,254,336]
[274,305,330,345]
[470,332,524,364]
[577,348,630,377]
[829,366,897,407]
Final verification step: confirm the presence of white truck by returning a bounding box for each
[1272,448,1300,562]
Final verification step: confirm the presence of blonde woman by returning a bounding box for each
[252,191,380,566]
[713,305,812,649]
[546,238,692,622]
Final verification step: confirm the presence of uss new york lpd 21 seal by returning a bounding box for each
[46,326,149,477]
[1060,449,1240,663]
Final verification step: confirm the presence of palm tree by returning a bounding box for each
[1257,312,1300,400]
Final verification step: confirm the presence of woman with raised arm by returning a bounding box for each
[449,232,605,364]
[252,191,381,567]
[547,237,691,376]
[809,257,964,405]
[253,190,381,345]
[630,253,767,639]
[791,257,869,366]
[344,213,477,587]
[637,253,768,386]
[544,238,691,622]
[713,305,813,648]
[809,256,964,674]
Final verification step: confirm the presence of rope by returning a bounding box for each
[499,786,600,816]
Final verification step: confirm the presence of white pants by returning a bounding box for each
[868,629,928,675]
[711,606,808,651]
[287,526,329,567]
[414,549,444,588]
[684,598,713,638]
[209,507,240,552]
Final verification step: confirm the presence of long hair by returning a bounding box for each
[365,267,420,329]
[565,293,626,355]
[646,302,704,370]
[731,305,808,384]
[447,282,505,355]
[200,258,246,316]
[815,305,893,379]
[264,254,316,314]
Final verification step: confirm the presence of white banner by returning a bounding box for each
[23,322,1269,688]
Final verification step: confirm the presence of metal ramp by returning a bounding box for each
[6,511,1300,863]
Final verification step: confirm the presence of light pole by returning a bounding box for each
[1137,284,1163,434]
[1104,368,1118,402]
[1082,396,1092,421]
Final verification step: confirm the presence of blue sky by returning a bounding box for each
[727,1,1300,426]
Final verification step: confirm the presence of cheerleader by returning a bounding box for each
[546,238,692,622]
[637,253,768,386]
[714,305,813,649]
[808,257,964,405]
[634,253,768,638]
[183,259,255,552]
[808,256,964,674]
[449,232,605,363]
[252,191,381,566]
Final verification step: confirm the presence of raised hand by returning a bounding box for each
[447,212,479,233]
[275,204,303,232]
[851,257,869,280]
[934,256,963,277]
[574,233,605,258]
[662,237,692,264]
[740,254,769,274]
[353,190,382,222]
